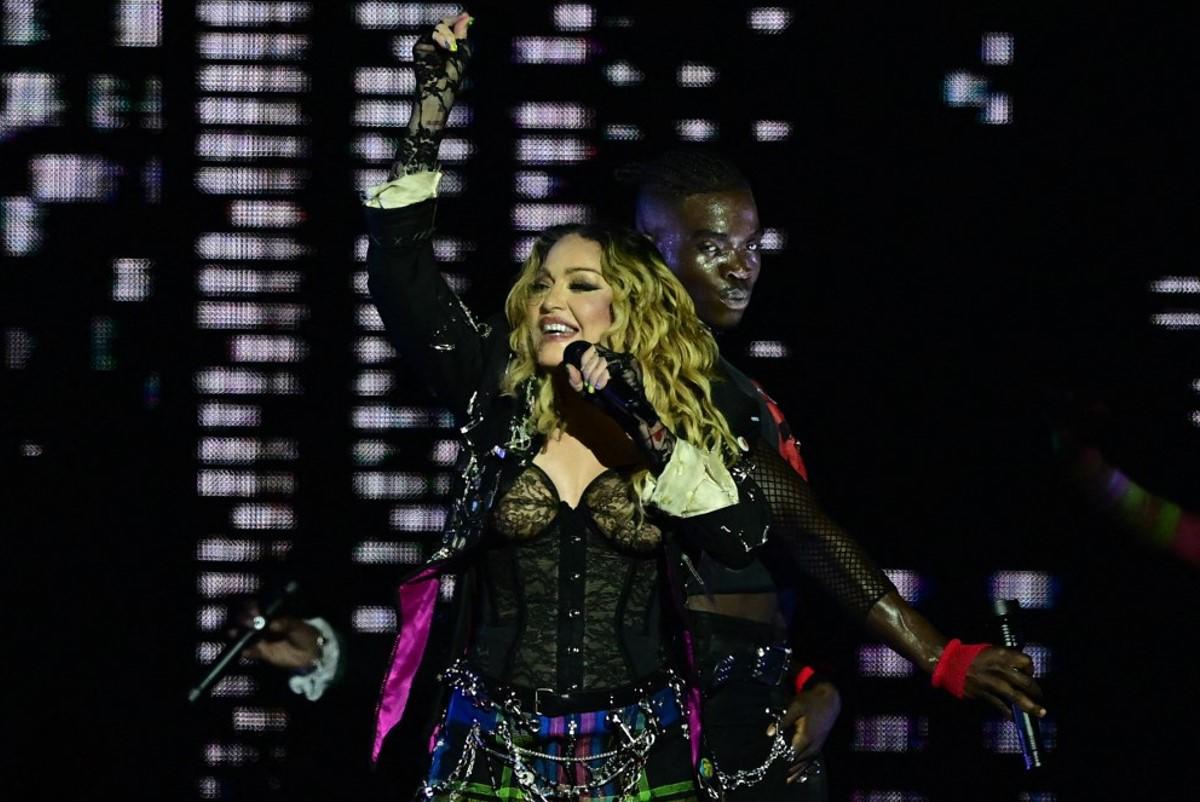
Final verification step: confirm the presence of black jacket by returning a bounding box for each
[364,198,772,785]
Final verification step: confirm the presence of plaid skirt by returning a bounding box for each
[420,677,703,802]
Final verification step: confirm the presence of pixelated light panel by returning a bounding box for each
[0,3,1071,799]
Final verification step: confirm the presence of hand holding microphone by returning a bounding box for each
[188,580,300,703]
[563,340,675,472]
[992,599,1046,771]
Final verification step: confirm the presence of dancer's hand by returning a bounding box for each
[243,617,323,670]
[228,600,323,671]
[963,646,1046,718]
[769,681,840,783]
[865,591,1047,717]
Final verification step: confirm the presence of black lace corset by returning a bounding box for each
[467,464,668,691]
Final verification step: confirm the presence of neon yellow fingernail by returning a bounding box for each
[450,39,458,52]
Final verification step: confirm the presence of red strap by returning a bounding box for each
[930,639,990,699]
[793,665,816,694]
[752,380,809,480]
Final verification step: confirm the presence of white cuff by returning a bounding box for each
[362,171,442,209]
[287,617,341,701]
[640,440,738,517]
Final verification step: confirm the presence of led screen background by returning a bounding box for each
[3,2,1196,801]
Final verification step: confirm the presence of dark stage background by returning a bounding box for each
[3,2,1197,800]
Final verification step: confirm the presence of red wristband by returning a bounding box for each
[930,639,990,699]
[794,665,816,694]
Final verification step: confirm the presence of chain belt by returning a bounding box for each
[421,660,692,802]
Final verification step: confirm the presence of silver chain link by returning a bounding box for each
[423,662,690,801]
[711,711,824,790]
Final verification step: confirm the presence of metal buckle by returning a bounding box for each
[532,687,556,716]
[753,644,793,687]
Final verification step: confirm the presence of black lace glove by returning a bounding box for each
[390,15,473,178]
[573,344,677,474]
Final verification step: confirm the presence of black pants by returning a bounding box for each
[703,682,829,802]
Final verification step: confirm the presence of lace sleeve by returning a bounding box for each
[389,28,472,178]
[749,439,896,619]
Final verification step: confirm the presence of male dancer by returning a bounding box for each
[621,150,838,797]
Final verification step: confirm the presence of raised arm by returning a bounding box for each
[239,16,482,687]
[364,14,494,419]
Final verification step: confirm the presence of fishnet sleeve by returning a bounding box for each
[748,438,896,619]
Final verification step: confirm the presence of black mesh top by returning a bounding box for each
[746,438,896,620]
[467,464,667,692]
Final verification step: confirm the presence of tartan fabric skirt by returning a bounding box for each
[420,682,704,802]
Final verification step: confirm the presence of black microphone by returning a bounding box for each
[562,340,658,426]
[188,580,299,703]
[992,598,1045,770]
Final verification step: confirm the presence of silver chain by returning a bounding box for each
[711,712,824,790]
[425,662,689,801]
[713,729,795,790]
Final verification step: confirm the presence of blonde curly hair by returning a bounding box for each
[500,224,740,469]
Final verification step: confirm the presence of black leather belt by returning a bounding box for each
[476,669,677,717]
[707,642,793,694]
